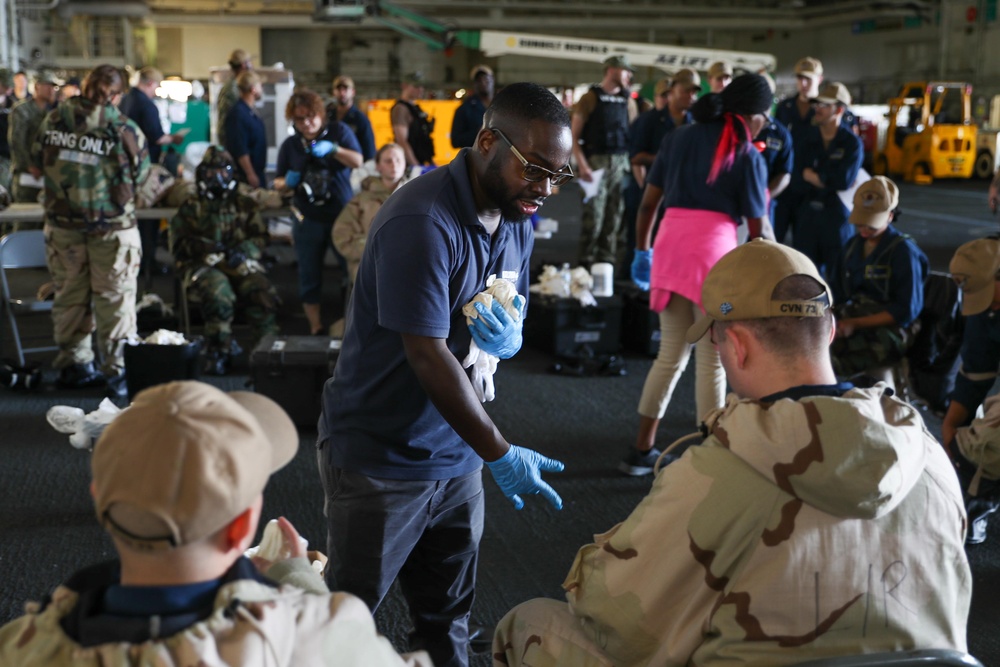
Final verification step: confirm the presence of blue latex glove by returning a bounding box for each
[284,170,301,188]
[486,444,565,510]
[311,140,338,158]
[468,295,525,360]
[631,249,653,291]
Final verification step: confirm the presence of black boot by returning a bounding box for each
[105,370,129,402]
[0,360,42,391]
[58,361,105,389]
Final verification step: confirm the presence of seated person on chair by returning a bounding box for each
[829,176,928,381]
[493,240,971,667]
[941,237,1000,545]
[169,146,279,375]
[0,381,428,666]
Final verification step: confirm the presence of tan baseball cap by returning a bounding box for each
[403,71,426,85]
[603,55,635,73]
[470,64,493,80]
[228,49,251,67]
[795,57,824,79]
[332,75,354,89]
[92,381,298,551]
[35,70,61,86]
[950,238,1000,316]
[811,81,852,107]
[686,239,832,343]
[850,176,899,229]
[708,61,734,79]
[654,78,671,97]
[670,68,703,92]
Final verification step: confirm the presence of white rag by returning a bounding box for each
[47,398,123,450]
[529,264,597,306]
[461,278,521,403]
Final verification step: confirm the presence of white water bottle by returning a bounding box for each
[591,262,614,297]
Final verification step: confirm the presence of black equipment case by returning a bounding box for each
[250,335,341,427]
[524,294,623,358]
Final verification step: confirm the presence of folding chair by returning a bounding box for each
[0,230,58,366]
[792,648,984,666]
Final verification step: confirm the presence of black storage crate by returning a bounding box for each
[123,338,203,401]
[618,281,661,357]
[250,335,341,427]
[524,294,623,357]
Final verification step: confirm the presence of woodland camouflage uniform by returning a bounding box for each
[32,95,149,376]
[169,192,279,350]
[9,96,49,203]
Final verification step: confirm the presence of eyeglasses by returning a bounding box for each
[292,114,316,124]
[489,128,575,187]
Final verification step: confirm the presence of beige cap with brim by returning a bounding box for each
[686,239,832,344]
[950,238,1000,316]
[92,381,298,551]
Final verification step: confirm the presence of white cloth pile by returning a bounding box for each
[530,264,597,306]
[141,329,190,345]
[47,398,123,450]
[461,278,521,403]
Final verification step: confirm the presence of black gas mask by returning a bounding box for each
[196,146,238,201]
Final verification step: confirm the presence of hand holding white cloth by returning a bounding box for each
[461,279,521,402]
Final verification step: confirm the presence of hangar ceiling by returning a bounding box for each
[123,0,935,34]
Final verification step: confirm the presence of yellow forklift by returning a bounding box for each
[872,81,977,184]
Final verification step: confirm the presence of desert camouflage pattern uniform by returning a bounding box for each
[0,558,431,667]
[9,97,50,204]
[216,78,240,146]
[32,97,150,375]
[494,385,971,667]
[169,193,279,349]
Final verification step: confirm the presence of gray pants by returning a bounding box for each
[318,453,484,667]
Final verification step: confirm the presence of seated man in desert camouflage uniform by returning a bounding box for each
[169,146,279,375]
[494,240,971,666]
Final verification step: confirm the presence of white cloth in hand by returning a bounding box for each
[461,339,498,402]
[461,279,521,402]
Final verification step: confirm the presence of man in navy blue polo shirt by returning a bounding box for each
[119,67,184,165]
[317,82,572,667]
[327,74,376,162]
[450,65,495,149]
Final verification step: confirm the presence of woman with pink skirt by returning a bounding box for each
[620,73,774,475]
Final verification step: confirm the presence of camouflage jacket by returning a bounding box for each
[169,193,267,271]
[564,385,971,666]
[216,78,240,146]
[0,557,430,667]
[32,97,150,232]
[9,98,49,175]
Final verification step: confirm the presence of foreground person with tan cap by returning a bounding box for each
[0,381,428,666]
[494,240,970,666]
[942,238,1000,543]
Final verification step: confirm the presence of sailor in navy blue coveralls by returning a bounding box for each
[793,84,863,278]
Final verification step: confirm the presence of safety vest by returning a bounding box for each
[581,85,630,157]
[393,99,435,165]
